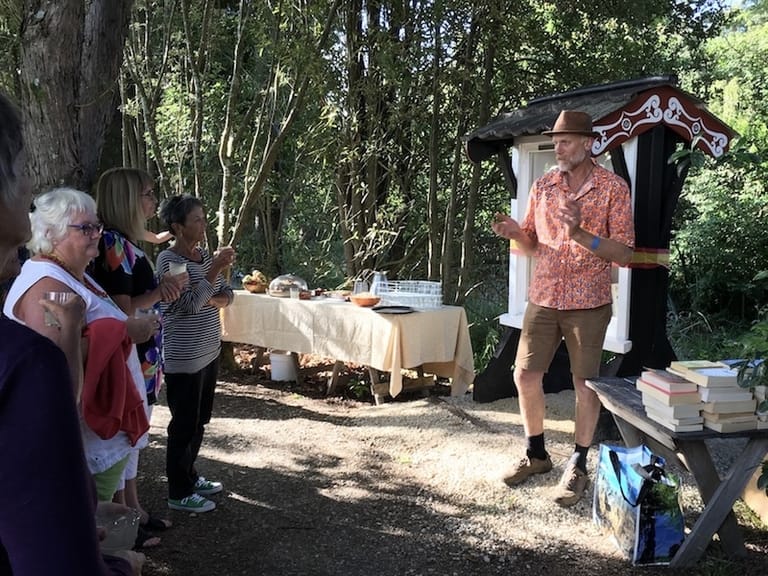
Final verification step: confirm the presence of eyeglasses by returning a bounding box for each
[68,222,104,237]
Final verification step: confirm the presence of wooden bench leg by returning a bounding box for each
[249,346,266,373]
[326,360,344,396]
[612,415,647,448]
[368,367,388,405]
[290,352,302,382]
[669,438,768,567]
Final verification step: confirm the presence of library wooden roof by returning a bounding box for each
[464,75,738,162]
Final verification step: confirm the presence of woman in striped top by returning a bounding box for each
[157,195,235,513]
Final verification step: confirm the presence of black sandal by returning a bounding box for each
[140,515,171,531]
[133,526,161,550]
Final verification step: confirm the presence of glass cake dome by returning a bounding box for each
[268,274,308,297]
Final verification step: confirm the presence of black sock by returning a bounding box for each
[573,444,589,472]
[526,434,547,460]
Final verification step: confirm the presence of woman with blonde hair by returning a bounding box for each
[93,167,186,544]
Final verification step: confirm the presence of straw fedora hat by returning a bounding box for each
[542,110,599,137]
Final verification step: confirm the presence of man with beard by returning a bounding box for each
[491,110,635,507]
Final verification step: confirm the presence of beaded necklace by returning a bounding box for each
[37,253,109,298]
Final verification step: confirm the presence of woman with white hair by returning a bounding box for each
[3,186,158,502]
[0,92,143,575]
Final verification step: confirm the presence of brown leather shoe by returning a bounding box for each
[502,455,553,486]
[553,460,590,507]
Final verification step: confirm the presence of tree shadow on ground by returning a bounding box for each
[137,443,707,576]
[137,384,767,576]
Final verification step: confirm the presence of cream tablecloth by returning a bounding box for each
[220,291,475,397]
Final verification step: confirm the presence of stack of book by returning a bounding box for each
[667,360,758,432]
[636,369,704,432]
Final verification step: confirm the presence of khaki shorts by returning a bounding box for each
[514,303,612,379]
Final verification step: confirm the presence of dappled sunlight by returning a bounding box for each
[136,376,768,576]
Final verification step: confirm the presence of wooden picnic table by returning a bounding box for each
[586,376,768,567]
[220,291,475,404]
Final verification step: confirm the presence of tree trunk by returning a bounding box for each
[21,0,84,190]
[122,1,175,195]
[457,12,494,304]
[216,0,251,249]
[21,0,133,192]
[181,0,214,199]
[78,0,135,188]
[427,3,442,281]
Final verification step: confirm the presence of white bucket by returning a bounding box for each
[270,350,298,382]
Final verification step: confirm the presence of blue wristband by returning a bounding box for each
[590,236,600,251]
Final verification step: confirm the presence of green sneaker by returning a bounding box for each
[194,476,223,496]
[168,493,216,513]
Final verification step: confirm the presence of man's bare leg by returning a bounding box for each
[503,367,553,486]
[553,375,601,506]
[515,367,546,437]
[573,376,601,448]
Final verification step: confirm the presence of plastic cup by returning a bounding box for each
[95,507,141,554]
[168,261,187,276]
[134,307,160,319]
[43,291,75,327]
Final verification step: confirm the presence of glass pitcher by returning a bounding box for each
[370,271,388,296]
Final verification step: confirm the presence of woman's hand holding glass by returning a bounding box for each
[212,246,235,272]
[126,314,160,344]
[158,270,188,302]
[39,291,85,332]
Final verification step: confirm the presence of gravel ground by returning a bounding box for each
[135,360,768,576]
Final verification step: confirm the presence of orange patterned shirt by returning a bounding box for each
[520,162,634,310]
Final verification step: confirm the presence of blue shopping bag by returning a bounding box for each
[592,443,685,565]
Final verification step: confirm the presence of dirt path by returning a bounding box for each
[137,374,767,576]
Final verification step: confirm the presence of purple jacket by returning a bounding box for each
[0,317,131,576]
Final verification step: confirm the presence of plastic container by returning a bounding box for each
[95,507,141,554]
[377,280,442,309]
[270,350,298,381]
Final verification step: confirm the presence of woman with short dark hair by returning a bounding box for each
[157,194,235,513]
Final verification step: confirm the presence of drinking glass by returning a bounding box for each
[353,280,368,294]
[135,307,160,319]
[289,287,300,299]
[168,261,187,276]
[43,291,75,327]
[95,507,141,554]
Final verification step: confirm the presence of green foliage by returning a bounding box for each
[669,146,768,317]
[670,2,768,320]
[666,309,746,363]
[701,11,768,155]
[672,2,768,322]
[347,378,370,401]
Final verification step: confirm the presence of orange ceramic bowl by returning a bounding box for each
[350,294,381,307]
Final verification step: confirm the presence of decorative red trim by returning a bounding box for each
[592,87,737,158]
